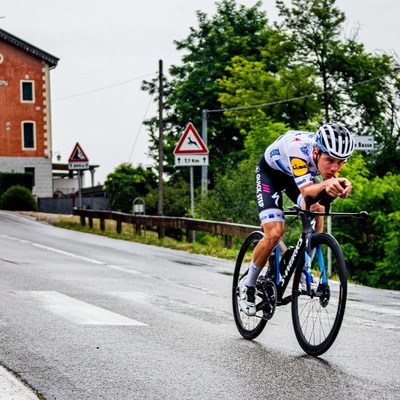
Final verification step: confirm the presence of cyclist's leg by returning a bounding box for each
[250,221,284,273]
[240,223,284,315]
[243,159,286,289]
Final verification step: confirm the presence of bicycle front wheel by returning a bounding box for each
[232,231,267,339]
[291,233,347,356]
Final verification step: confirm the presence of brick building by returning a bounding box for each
[0,28,59,197]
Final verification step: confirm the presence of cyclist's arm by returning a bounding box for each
[300,177,352,199]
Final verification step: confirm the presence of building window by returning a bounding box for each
[25,167,35,186]
[21,81,34,102]
[22,121,36,149]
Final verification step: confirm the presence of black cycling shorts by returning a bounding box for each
[255,156,302,224]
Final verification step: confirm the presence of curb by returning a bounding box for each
[0,366,39,399]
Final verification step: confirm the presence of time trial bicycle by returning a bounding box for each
[232,190,368,356]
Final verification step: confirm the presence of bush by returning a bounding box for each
[0,185,38,211]
[0,172,34,195]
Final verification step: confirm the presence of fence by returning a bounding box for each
[72,208,262,249]
[39,196,108,214]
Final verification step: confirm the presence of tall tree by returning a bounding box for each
[142,0,275,185]
[275,0,400,175]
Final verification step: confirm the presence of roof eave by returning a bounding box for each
[0,28,59,68]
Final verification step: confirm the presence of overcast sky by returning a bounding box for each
[1,0,399,184]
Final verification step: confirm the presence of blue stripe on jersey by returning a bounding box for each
[276,159,291,174]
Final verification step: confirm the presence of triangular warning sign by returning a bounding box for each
[68,143,89,163]
[173,123,209,155]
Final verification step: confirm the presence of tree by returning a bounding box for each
[142,0,275,185]
[331,154,400,290]
[218,56,321,132]
[104,164,157,213]
[275,0,400,175]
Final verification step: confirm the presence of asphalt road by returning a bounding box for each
[0,210,399,399]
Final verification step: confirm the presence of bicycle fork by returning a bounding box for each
[304,235,330,298]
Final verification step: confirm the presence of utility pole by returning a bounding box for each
[158,60,165,239]
[201,109,208,197]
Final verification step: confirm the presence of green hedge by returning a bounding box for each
[0,185,38,211]
[0,172,33,196]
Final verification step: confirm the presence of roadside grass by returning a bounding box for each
[29,213,241,262]
[22,212,356,284]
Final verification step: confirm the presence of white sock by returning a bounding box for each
[244,262,264,287]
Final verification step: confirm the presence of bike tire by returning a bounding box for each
[232,231,267,339]
[291,233,347,356]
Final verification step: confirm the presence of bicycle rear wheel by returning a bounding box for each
[291,233,347,356]
[232,231,267,339]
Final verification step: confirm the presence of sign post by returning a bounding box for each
[68,143,89,210]
[173,123,209,219]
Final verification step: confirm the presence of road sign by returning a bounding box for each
[173,123,209,155]
[68,142,89,170]
[354,135,374,151]
[174,154,209,167]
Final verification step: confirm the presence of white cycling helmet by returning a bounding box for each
[316,123,355,160]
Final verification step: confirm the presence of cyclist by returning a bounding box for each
[240,123,355,316]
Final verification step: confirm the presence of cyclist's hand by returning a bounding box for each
[325,178,352,198]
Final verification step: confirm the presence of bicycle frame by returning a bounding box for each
[264,200,367,305]
[265,208,317,305]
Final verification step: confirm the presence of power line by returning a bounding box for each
[53,72,157,102]
[128,92,154,163]
[207,70,398,114]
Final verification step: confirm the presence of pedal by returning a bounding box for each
[257,281,277,320]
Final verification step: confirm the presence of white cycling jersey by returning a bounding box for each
[263,130,320,188]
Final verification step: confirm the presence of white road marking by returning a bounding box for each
[17,291,147,326]
[32,243,105,264]
[107,265,140,274]
[1,235,104,265]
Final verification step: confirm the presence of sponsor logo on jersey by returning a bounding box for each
[268,211,282,219]
[296,178,307,186]
[300,145,309,156]
[256,173,264,207]
[270,148,280,158]
[290,157,308,177]
[262,184,270,193]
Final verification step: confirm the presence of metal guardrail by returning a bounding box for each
[73,208,261,248]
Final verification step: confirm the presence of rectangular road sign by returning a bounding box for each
[354,135,374,151]
[68,161,89,170]
[174,154,209,167]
